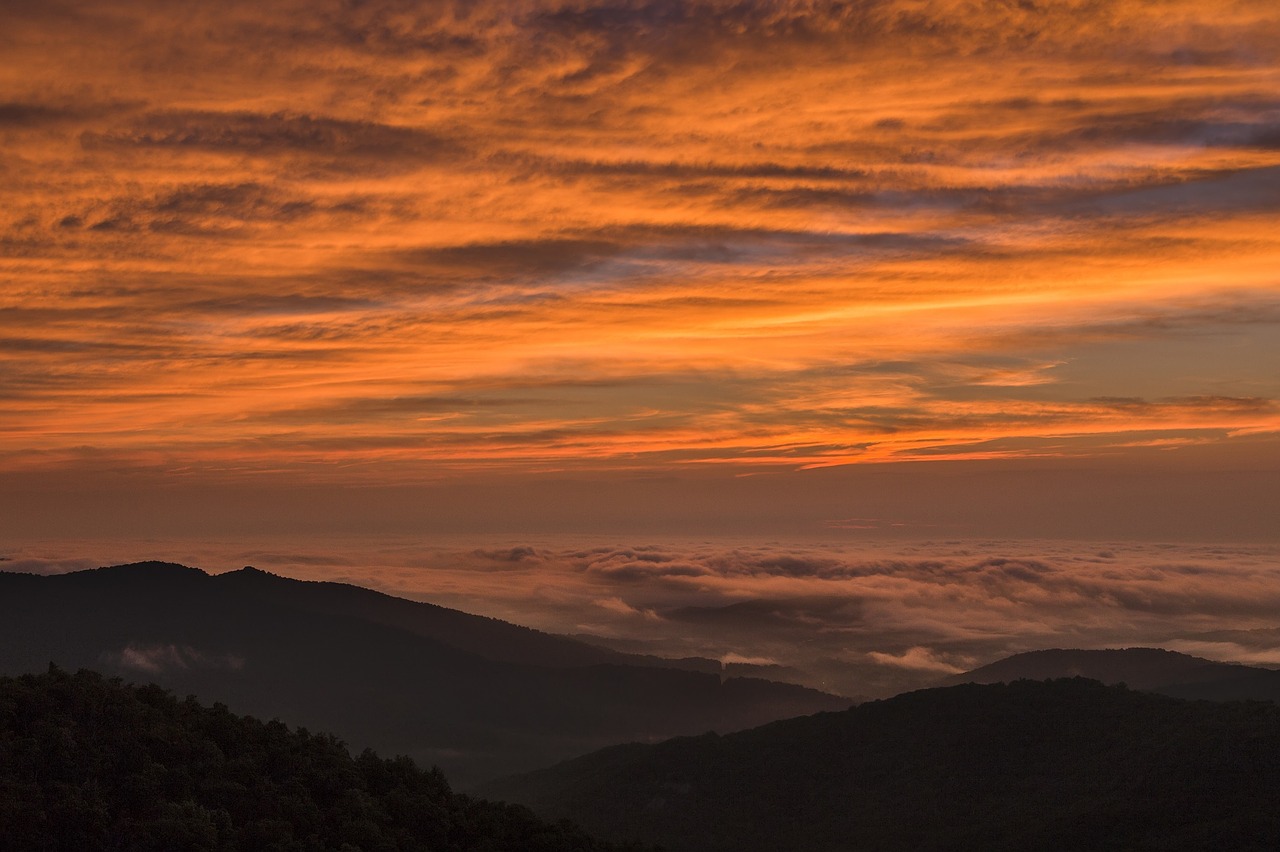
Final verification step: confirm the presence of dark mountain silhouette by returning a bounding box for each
[0,666,642,852]
[946,647,1280,700]
[218,566,720,673]
[481,678,1280,852]
[0,563,847,787]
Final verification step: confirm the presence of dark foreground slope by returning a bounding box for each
[0,668,639,852]
[0,564,846,786]
[483,679,1280,852]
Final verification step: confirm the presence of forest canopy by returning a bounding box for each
[0,666,636,852]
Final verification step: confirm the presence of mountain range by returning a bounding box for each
[9,562,1280,849]
[0,562,847,786]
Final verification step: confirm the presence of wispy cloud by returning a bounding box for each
[1,0,1278,524]
[104,643,245,674]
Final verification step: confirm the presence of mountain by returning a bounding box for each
[0,563,847,786]
[481,678,1280,852]
[0,666,640,852]
[945,647,1280,700]
[217,566,721,674]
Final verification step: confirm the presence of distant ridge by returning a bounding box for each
[0,562,847,786]
[70,560,210,583]
[213,564,664,670]
[946,647,1261,690]
[943,646,1280,702]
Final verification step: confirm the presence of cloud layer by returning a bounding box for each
[3,0,1279,498]
[11,536,1280,698]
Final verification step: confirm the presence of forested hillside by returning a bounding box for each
[0,667,640,852]
[0,563,846,785]
[485,678,1280,852]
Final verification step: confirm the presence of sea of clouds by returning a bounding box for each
[7,535,1280,698]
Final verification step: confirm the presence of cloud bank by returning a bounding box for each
[11,536,1280,698]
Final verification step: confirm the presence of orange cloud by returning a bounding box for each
[2,0,1279,497]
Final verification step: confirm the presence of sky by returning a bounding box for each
[4,0,1280,691]
[3,0,1279,541]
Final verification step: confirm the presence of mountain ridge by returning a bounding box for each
[0,562,848,787]
[944,646,1280,702]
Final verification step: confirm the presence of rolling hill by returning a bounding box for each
[482,678,1280,852]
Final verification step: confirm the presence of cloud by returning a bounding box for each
[472,546,545,563]
[237,552,356,567]
[398,238,629,281]
[103,643,245,674]
[2,0,1278,522]
[721,652,778,666]
[0,557,100,575]
[592,596,662,620]
[579,548,712,583]
[0,102,99,127]
[866,647,970,674]
[12,537,1280,698]
[1162,640,1280,667]
[82,110,461,168]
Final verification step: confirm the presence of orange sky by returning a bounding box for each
[3,0,1279,539]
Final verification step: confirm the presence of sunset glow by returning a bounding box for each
[3,1,1279,541]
